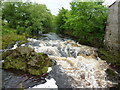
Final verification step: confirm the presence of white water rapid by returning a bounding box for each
[26,33,114,88]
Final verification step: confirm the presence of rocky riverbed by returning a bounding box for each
[1,33,119,89]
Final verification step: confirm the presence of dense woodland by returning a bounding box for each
[1,1,53,49]
[2,2,53,35]
[55,2,107,47]
[1,1,120,71]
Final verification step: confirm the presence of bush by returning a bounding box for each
[2,26,27,49]
[2,2,53,36]
[98,48,120,71]
[55,2,108,48]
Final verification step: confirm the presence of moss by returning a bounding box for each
[2,33,26,49]
[106,68,119,81]
[2,46,51,75]
[0,62,2,69]
[0,53,2,60]
[106,69,117,77]
[17,40,29,47]
[3,56,26,70]
[28,68,42,75]
[98,48,111,62]
[2,50,13,60]
[2,25,27,49]
[98,48,120,68]
[41,67,48,74]
[98,48,120,84]
[97,48,120,86]
[16,46,34,55]
[28,65,48,75]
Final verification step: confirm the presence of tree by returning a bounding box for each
[55,7,68,33]
[2,2,53,36]
[55,2,108,47]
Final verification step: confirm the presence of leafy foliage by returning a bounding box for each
[98,48,120,72]
[2,2,52,36]
[55,7,68,33]
[2,26,26,49]
[55,2,108,47]
[1,21,27,49]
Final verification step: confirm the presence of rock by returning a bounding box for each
[106,68,119,82]
[2,46,51,75]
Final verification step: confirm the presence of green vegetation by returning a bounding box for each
[2,46,51,75]
[98,48,120,71]
[55,2,107,47]
[2,2,52,35]
[106,68,119,81]
[54,2,120,72]
[2,1,53,49]
[2,25,27,49]
[1,1,119,77]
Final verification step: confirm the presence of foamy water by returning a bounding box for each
[32,78,58,88]
[26,33,114,88]
[31,67,58,88]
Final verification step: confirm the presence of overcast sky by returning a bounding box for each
[29,0,116,15]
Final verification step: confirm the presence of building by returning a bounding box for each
[104,0,120,52]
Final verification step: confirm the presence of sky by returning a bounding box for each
[29,0,116,15]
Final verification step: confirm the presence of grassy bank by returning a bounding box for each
[1,25,28,49]
[98,48,120,73]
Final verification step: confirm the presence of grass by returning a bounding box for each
[1,25,28,49]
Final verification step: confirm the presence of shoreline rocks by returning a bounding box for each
[2,46,51,75]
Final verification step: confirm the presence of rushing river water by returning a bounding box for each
[1,33,118,89]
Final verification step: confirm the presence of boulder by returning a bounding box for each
[2,46,51,75]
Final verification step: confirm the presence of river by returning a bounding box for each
[1,33,118,89]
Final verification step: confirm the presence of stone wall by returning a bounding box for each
[104,0,120,52]
[118,0,120,50]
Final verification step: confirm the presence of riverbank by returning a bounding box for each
[58,33,120,72]
[1,26,28,50]
[1,33,119,88]
[27,33,118,88]
[58,33,120,88]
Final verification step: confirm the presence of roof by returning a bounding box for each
[109,0,120,7]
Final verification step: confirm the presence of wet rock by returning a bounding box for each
[50,65,72,88]
[106,68,120,82]
[26,33,117,88]
[2,46,51,75]
[2,69,47,89]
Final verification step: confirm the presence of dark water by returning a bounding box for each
[1,33,73,89]
[2,65,72,89]
[1,33,119,89]
[2,69,47,89]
